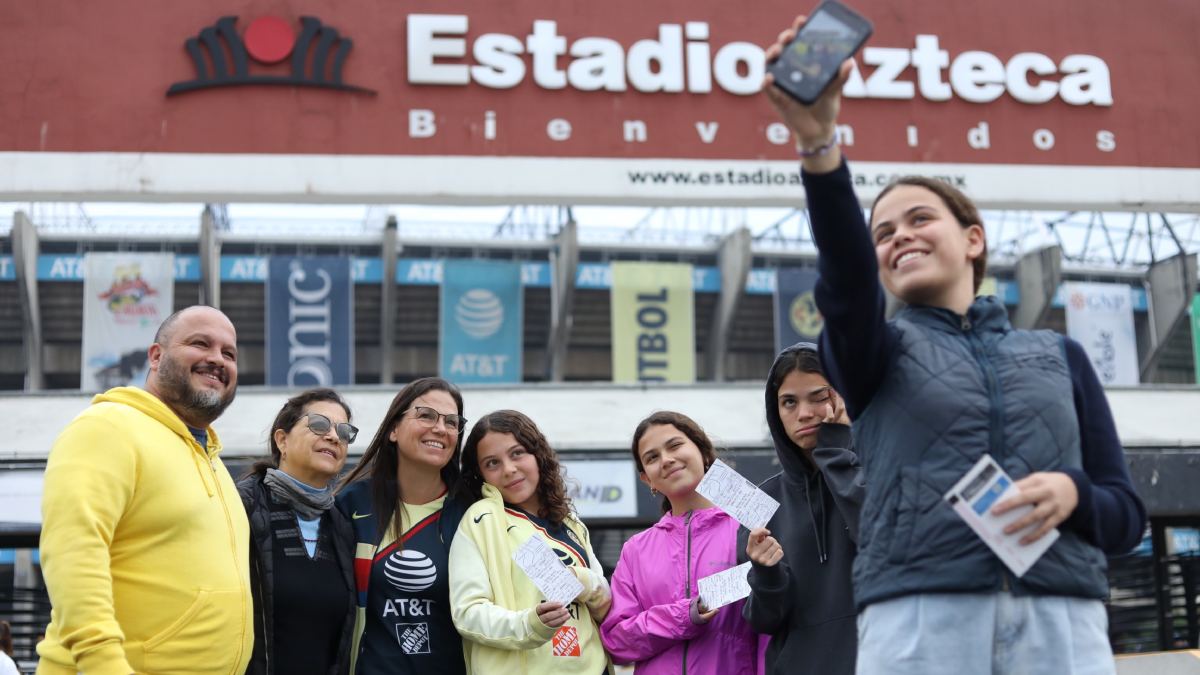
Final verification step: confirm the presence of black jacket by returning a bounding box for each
[739,344,865,675]
[237,474,357,675]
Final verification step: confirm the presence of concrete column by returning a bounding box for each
[707,228,752,381]
[1013,245,1063,329]
[199,206,221,308]
[380,216,399,384]
[1140,252,1198,380]
[544,219,579,382]
[11,211,44,390]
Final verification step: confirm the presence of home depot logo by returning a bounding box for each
[167,16,375,96]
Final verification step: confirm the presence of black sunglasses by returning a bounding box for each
[303,413,358,444]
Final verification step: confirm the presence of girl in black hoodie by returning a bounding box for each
[740,342,864,675]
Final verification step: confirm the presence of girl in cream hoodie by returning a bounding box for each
[449,410,612,675]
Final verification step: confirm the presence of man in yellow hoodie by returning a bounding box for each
[36,305,254,675]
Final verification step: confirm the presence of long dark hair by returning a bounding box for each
[248,388,352,478]
[630,411,718,513]
[338,377,464,538]
[0,620,12,657]
[461,410,572,526]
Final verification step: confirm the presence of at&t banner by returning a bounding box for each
[267,257,354,386]
[440,259,523,384]
[81,253,175,391]
[774,267,823,352]
[1064,282,1139,386]
[610,262,695,383]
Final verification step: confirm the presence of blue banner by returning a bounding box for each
[440,259,523,384]
[775,267,823,352]
[266,257,354,386]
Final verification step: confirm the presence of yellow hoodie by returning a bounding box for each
[36,387,253,675]
[449,484,612,675]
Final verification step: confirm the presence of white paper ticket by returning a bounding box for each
[512,534,584,606]
[944,454,1059,577]
[695,459,780,530]
[698,561,752,611]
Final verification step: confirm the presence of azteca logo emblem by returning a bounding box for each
[167,16,376,96]
[98,264,160,323]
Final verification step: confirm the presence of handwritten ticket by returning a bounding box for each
[695,459,780,530]
[512,535,584,606]
[698,561,752,610]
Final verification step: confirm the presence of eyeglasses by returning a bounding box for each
[403,406,466,432]
[303,413,358,444]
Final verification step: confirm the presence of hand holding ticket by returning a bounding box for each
[696,460,780,530]
[944,454,1059,577]
[698,561,752,611]
[512,535,584,606]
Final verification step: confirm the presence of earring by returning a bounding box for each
[650,487,659,497]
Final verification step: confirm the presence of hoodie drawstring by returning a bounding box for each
[804,473,828,564]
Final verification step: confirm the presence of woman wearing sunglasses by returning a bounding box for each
[336,377,471,675]
[237,387,360,675]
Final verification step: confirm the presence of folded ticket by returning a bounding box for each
[944,454,1059,577]
[697,561,752,611]
[695,459,780,530]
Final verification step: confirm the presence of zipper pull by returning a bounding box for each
[961,317,972,331]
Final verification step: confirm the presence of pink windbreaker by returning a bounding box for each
[600,507,758,675]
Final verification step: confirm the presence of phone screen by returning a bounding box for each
[774,8,864,101]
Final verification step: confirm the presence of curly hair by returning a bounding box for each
[462,410,573,526]
[631,411,719,513]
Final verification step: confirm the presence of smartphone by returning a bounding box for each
[768,1,873,105]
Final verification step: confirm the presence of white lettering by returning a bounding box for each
[910,35,951,101]
[1033,128,1055,150]
[950,51,1006,103]
[968,121,991,150]
[527,20,567,89]
[409,109,436,138]
[694,121,719,143]
[566,38,626,91]
[711,42,763,95]
[484,110,497,140]
[863,47,914,99]
[1096,130,1116,152]
[765,122,791,145]
[471,34,525,88]
[906,125,919,147]
[1059,55,1113,106]
[835,124,855,147]
[622,120,648,143]
[627,25,684,93]
[1005,52,1058,104]
[547,118,571,141]
[407,15,468,85]
[684,22,712,93]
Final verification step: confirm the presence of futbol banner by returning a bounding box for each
[1064,282,1139,386]
[266,257,354,387]
[81,252,175,392]
[774,268,823,353]
[610,262,695,383]
[439,259,523,384]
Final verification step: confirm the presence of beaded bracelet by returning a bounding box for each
[795,131,839,158]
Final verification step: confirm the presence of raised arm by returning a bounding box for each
[763,17,893,417]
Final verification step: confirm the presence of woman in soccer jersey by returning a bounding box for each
[336,377,471,675]
[450,410,612,675]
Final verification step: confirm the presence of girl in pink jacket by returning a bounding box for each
[600,411,759,675]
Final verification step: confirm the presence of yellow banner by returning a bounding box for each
[610,262,695,383]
